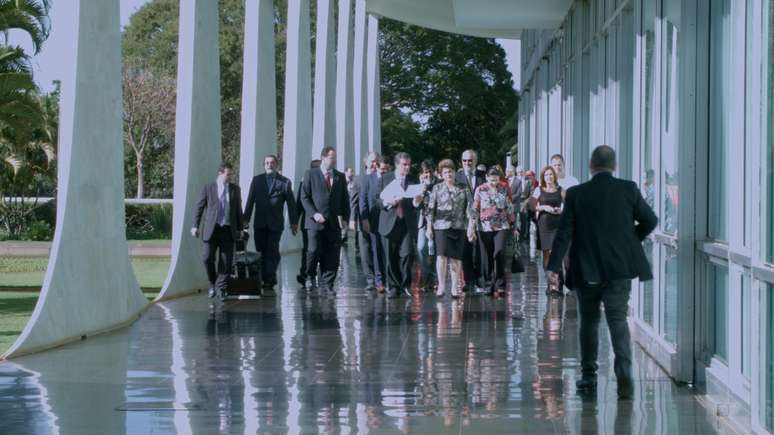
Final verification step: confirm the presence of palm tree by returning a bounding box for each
[0,0,51,54]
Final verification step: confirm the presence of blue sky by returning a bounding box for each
[25,0,520,92]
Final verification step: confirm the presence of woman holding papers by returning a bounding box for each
[469,167,517,297]
[426,159,473,299]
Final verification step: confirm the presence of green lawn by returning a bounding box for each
[0,256,168,355]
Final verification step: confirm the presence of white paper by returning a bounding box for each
[379,179,403,203]
[403,184,424,198]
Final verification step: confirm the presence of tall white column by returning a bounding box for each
[281,0,313,252]
[312,0,337,159]
[352,0,368,172]
[4,0,148,358]
[158,0,222,300]
[239,0,277,251]
[336,0,355,172]
[366,14,381,154]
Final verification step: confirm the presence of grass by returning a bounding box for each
[0,255,168,355]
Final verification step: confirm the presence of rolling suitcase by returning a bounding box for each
[226,239,262,298]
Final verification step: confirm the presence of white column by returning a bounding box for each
[239,0,277,251]
[4,0,148,358]
[312,0,337,159]
[352,0,368,172]
[336,0,355,172]
[366,14,381,154]
[158,0,222,300]
[281,0,313,252]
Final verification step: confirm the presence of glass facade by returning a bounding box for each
[518,0,774,430]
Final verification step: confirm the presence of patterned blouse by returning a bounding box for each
[471,183,515,232]
[427,182,472,230]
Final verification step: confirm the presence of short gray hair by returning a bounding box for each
[590,145,616,172]
[394,152,411,165]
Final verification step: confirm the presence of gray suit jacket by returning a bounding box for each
[193,182,244,242]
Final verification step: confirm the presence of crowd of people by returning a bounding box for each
[190,144,658,401]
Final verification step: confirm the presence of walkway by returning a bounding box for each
[0,244,731,434]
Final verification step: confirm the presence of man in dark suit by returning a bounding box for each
[547,145,658,400]
[296,159,321,287]
[376,152,424,299]
[455,149,486,294]
[301,147,350,293]
[243,154,298,293]
[359,152,386,292]
[191,162,245,299]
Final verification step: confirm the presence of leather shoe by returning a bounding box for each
[207,287,216,298]
[576,378,597,392]
[617,378,634,400]
[473,286,489,296]
[305,278,316,290]
[387,288,400,299]
[403,287,413,298]
[296,274,306,285]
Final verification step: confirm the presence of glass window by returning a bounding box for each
[709,263,728,361]
[708,0,730,241]
[765,284,774,431]
[642,0,657,212]
[663,246,679,343]
[741,274,751,377]
[768,0,774,263]
[662,3,680,236]
[641,239,655,326]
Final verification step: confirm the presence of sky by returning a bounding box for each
[24,0,521,92]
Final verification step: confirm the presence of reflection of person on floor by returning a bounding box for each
[547,145,658,400]
[534,295,565,420]
[191,162,245,299]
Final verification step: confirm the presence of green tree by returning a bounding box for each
[380,19,518,167]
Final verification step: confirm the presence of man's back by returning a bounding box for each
[547,172,658,288]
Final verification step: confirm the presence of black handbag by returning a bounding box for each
[511,247,525,273]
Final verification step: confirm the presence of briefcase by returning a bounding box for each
[511,249,525,274]
[226,240,262,297]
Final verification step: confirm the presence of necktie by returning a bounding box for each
[396,177,405,219]
[266,175,273,191]
[467,172,473,190]
[217,185,226,224]
[325,171,332,192]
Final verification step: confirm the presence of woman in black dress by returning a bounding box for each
[536,166,564,295]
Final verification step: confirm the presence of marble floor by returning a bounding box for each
[0,243,733,434]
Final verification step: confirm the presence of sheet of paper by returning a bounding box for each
[379,179,403,203]
[403,184,424,198]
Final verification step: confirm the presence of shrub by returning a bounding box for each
[125,203,173,240]
[25,220,53,241]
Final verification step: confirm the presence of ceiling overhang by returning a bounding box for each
[366,0,573,39]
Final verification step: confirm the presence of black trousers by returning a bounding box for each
[381,219,413,291]
[202,224,234,291]
[253,227,282,284]
[306,227,342,288]
[359,228,375,285]
[577,280,633,382]
[478,230,507,291]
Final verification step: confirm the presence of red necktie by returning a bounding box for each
[325,172,332,192]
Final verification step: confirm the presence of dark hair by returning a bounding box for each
[310,159,321,169]
[420,159,435,173]
[590,145,616,171]
[539,166,558,189]
[486,167,503,178]
[394,152,411,165]
[550,154,565,163]
[377,156,389,166]
[320,146,336,158]
[218,162,233,173]
[438,159,456,173]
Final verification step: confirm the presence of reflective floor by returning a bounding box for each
[0,244,732,434]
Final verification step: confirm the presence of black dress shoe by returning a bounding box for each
[296,274,306,285]
[403,287,413,297]
[473,286,489,296]
[576,378,597,391]
[305,278,317,290]
[208,287,216,298]
[387,288,400,299]
[617,378,634,400]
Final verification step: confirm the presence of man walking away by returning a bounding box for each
[547,145,657,400]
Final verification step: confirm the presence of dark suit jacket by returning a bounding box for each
[455,169,485,195]
[300,167,350,231]
[193,182,244,242]
[347,177,360,224]
[243,173,298,232]
[376,171,420,238]
[359,172,382,232]
[547,172,658,289]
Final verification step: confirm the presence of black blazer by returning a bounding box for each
[300,167,350,231]
[359,172,382,231]
[243,173,298,232]
[376,171,420,238]
[547,172,658,289]
[347,177,361,223]
[455,168,485,194]
[193,182,244,242]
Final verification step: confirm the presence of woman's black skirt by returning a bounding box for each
[435,229,465,260]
